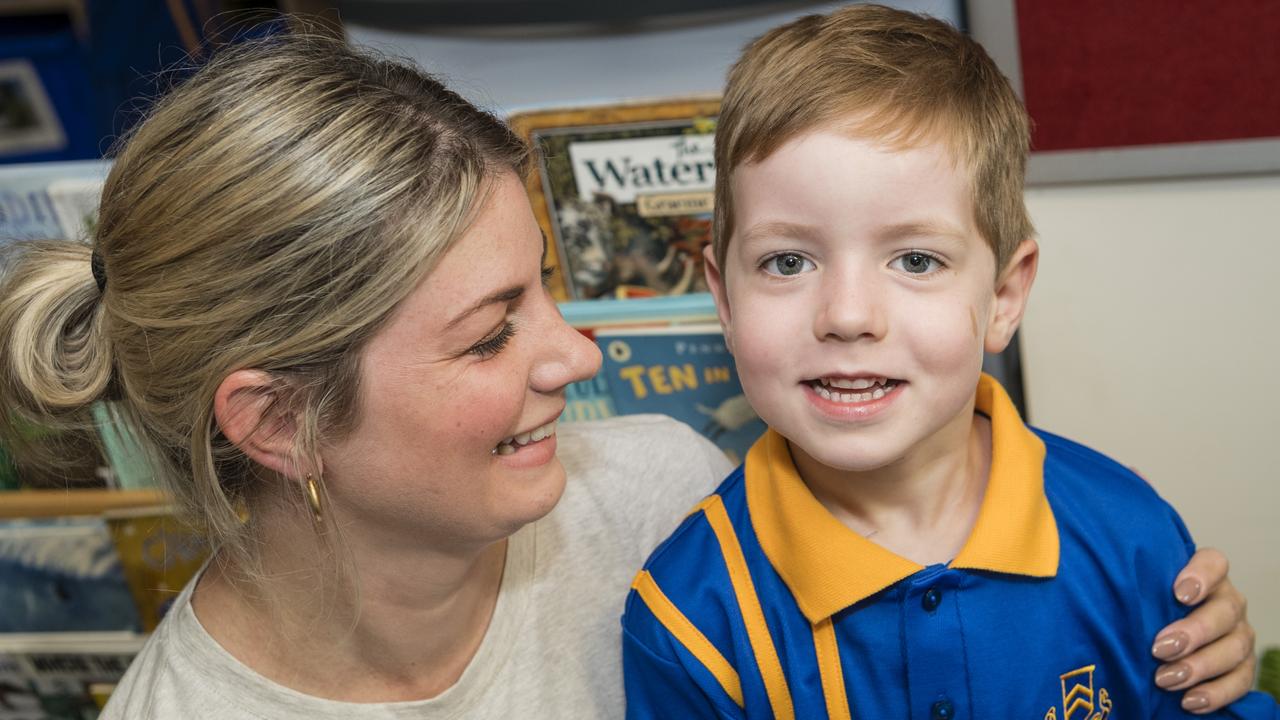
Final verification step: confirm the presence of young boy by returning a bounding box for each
[621,5,1277,719]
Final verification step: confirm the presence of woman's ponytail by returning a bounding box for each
[0,240,114,469]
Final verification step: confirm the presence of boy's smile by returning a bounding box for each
[805,375,905,420]
[707,128,1036,487]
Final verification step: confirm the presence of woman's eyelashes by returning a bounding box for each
[541,265,555,288]
[468,321,515,358]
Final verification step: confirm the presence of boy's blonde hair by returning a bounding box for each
[0,34,528,579]
[713,3,1033,274]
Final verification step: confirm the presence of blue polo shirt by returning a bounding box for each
[622,375,1276,719]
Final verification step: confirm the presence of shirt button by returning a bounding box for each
[922,587,942,612]
[931,698,955,720]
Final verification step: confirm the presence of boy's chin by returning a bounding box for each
[789,438,905,476]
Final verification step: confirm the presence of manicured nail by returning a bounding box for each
[1152,631,1189,660]
[1182,692,1210,711]
[1175,578,1202,604]
[1155,663,1190,688]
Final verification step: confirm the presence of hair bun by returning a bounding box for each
[0,241,114,448]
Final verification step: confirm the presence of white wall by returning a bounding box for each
[1022,174,1280,650]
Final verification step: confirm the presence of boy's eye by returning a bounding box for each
[762,253,815,277]
[894,251,943,275]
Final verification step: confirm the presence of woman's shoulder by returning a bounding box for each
[552,416,736,556]
[557,415,733,488]
[101,575,293,719]
[100,586,213,718]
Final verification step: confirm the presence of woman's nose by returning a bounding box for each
[530,298,603,393]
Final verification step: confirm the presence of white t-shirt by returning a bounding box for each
[102,415,734,719]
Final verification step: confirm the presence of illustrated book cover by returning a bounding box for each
[509,98,721,301]
[594,323,763,465]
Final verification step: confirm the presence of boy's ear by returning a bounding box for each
[213,369,313,479]
[703,244,734,353]
[985,238,1039,354]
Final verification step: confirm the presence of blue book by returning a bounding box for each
[562,374,616,423]
[595,324,765,465]
[556,294,719,425]
[0,518,141,633]
[557,292,718,329]
[0,160,109,247]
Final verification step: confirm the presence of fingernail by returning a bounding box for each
[1182,692,1210,711]
[1175,577,1202,604]
[1155,663,1190,688]
[1152,631,1189,660]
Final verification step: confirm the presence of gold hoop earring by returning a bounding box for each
[304,473,324,525]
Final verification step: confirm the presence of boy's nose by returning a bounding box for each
[813,273,887,342]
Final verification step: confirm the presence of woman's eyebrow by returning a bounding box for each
[445,285,525,330]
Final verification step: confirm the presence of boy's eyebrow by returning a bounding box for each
[876,220,969,242]
[737,220,823,245]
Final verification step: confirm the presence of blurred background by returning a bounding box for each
[1,0,1277,710]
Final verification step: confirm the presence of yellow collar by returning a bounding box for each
[745,373,1059,624]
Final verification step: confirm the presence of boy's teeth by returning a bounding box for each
[494,420,558,453]
[825,377,885,390]
[812,379,895,403]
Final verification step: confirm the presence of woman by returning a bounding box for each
[0,35,1256,718]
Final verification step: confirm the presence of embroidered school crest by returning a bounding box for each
[1042,665,1112,720]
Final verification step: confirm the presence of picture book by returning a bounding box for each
[0,160,109,250]
[595,324,764,465]
[509,99,721,301]
[557,294,721,425]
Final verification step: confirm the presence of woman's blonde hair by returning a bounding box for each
[0,34,528,575]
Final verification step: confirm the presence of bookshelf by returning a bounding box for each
[0,489,166,519]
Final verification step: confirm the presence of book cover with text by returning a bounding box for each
[595,324,763,465]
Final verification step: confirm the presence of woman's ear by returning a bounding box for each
[703,244,734,353]
[213,369,311,479]
[985,238,1039,354]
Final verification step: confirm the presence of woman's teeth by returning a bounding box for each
[494,420,557,455]
[811,378,897,403]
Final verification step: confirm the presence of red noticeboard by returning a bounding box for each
[1016,0,1280,153]
[969,0,1280,182]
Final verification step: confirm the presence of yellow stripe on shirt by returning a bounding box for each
[632,570,744,707]
[696,495,796,720]
[813,617,852,720]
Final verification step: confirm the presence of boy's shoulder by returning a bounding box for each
[1032,426,1196,561]
[1035,427,1185,516]
[623,464,753,635]
[634,464,751,578]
